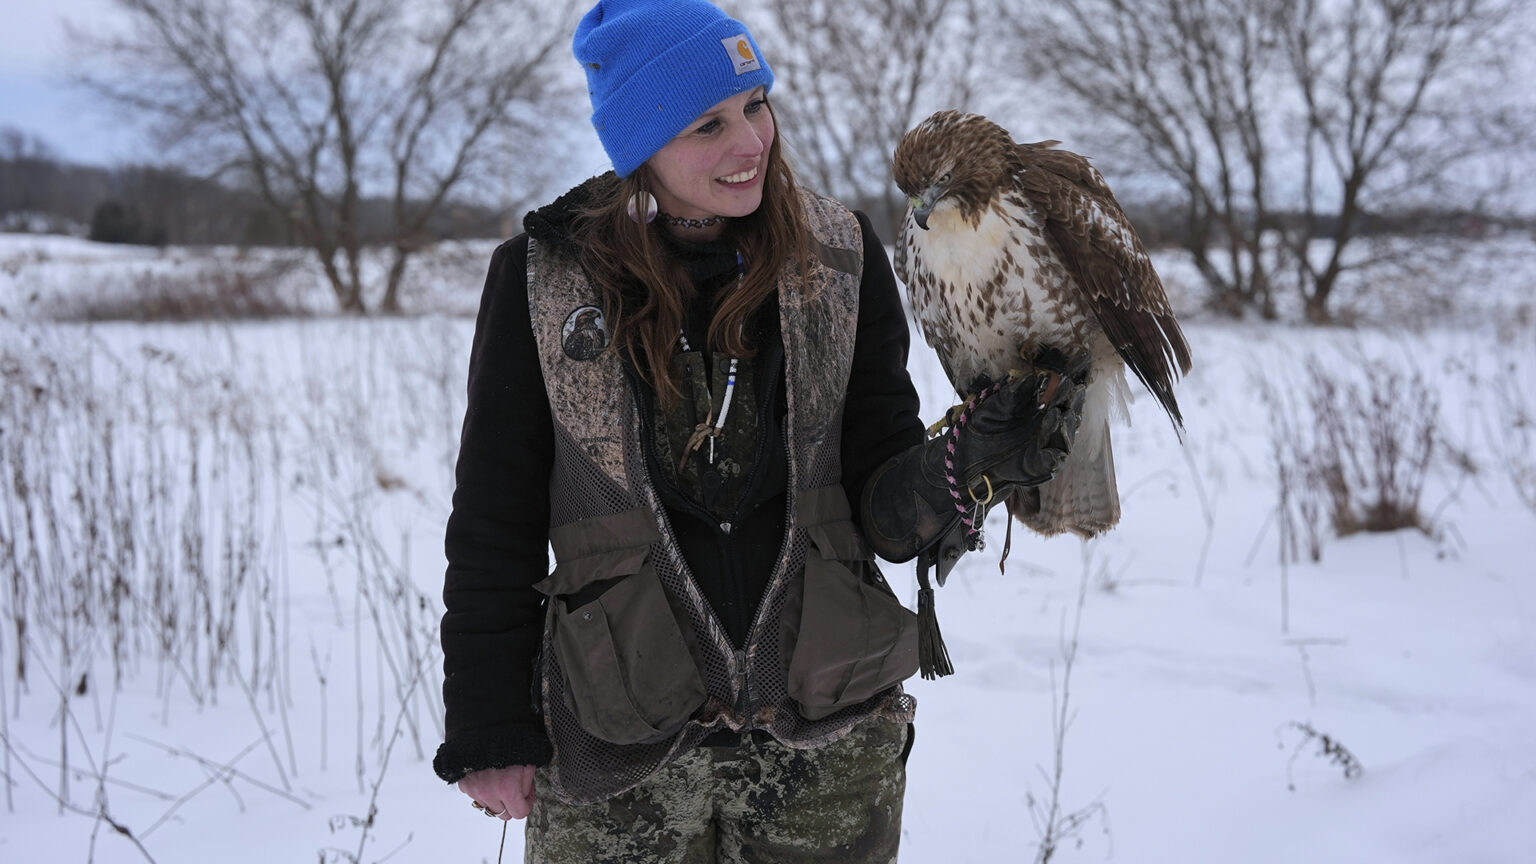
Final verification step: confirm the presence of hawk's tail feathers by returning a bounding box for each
[1008,422,1120,539]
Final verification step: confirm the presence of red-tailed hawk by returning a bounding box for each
[893,110,1192,538]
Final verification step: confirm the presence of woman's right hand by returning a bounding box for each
[457,765,538,821]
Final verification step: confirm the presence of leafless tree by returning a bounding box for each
[73,0,579,312]
[0,127,60,163]
[1009,0,1529,322]
[1006,0,1281,316]
[751,0,987,237]
[0,128,81,232]
[1275,0,1525,322]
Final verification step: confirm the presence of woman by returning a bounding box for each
[433,1,1087,860]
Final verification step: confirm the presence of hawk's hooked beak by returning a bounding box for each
[908,184,944,230]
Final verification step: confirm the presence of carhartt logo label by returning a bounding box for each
[721,34,761,75]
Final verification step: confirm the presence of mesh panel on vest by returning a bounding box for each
[636,473,737,717]
[542,401,728,804]
[548,419,635,529]
[542,408,671,799]
[755,408,918,748]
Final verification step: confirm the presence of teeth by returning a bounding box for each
[718,167,758,184]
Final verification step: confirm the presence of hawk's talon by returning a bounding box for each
[1003,362,1063,409]
[1037,370,1063,408]
[925,398,974,438]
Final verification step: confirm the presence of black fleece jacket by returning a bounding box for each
[434,181,924,783]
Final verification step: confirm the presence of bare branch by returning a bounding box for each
[752,0,987,234]
[1009,0,1530,322]
[71,0,578,313]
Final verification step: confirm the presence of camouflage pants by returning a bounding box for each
[525,719,911,864]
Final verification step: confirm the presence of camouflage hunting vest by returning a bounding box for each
[526,191,918,804]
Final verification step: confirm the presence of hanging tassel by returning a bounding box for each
[916,553,954,679]
[917,588,953,680]
[680,411,715,472]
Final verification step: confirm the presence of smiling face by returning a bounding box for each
[644,87,775,227]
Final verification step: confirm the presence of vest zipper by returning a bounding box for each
[627,369,755,704]
[740,344,787,644]
[734,648,750,715]
[736,345,789,716]
[624,319,789,716]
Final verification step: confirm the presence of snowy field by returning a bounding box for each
[1,231,1534,863]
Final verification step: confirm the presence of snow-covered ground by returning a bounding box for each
[0,233,498,319]
[1,232,1533,863]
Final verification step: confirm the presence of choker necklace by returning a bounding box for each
[659,212,729,229]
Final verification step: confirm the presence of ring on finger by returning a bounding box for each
[471,800,503,818]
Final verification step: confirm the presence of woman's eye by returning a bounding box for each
[746,99,767,115]
[695,119,721,135]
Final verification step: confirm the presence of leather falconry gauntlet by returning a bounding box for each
[861,346,1092,566]
[859,346,1091,679]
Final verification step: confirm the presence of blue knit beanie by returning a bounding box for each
[573,0,775,178]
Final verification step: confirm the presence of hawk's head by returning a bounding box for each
[893,111,1017,230]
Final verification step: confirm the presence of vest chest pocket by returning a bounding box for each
[784,485,919,721]
[537,509,706,745]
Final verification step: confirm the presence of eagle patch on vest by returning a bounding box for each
[561,305,608,361]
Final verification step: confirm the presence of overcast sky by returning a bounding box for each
[1,0,147,164]
[2,0,1529,215]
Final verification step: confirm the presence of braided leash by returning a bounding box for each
[917,378,1005,681]
[920,368,1061,679]
[940,377,1009,549]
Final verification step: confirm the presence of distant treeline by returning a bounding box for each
[1117,202,1527,248]
[801,192,1528,253]
[0,141,507,247]
[3,139,1526,250]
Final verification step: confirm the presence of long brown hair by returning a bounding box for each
[574,100,810,408]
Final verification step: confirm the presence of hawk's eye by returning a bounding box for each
[938,172,952,185]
